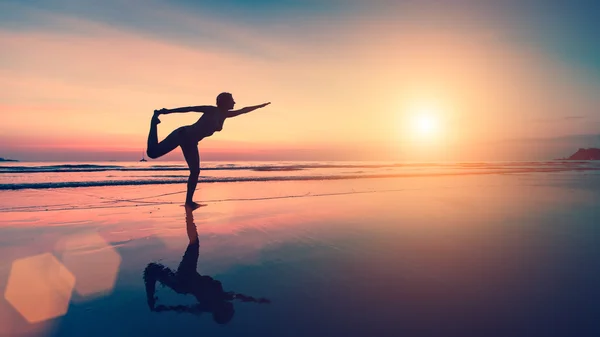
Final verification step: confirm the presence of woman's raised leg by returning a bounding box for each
[146,114,181,159]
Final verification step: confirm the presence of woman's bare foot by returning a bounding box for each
[152,111,161,124]
[185,201,205,210]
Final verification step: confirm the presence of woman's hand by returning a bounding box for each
[224,102,271,118]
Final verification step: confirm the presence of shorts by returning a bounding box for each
[177,126,202,146]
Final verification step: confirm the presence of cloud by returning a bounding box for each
[0,0,351,60]
[530,115,590,123]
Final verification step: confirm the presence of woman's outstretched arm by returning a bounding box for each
[157,106,217,115]
[225,102,271,118]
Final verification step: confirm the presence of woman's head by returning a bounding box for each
[212,302,235,324]
[216,92,235,110]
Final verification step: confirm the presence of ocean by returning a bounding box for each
[2,160,600,190]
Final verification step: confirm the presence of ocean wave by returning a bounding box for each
[2,166,599,190]
[2,161,597,174]
[0,163,417,173]
[251,167,304,171]
[0,175,362,190]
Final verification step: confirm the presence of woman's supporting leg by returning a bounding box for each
[146,115,181,159]
[181,142,200,205]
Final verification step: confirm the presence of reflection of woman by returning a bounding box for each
[143,206,270,324]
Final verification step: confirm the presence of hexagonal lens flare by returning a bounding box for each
[4,253,76,323]
[55,232,122,300]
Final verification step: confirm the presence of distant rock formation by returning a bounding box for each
[565,148,600,160]
[0,157,19,162]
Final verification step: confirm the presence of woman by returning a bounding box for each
[146,92,270,208]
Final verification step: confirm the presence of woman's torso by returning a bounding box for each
[185,112,226,143]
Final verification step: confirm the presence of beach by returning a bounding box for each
[1,161,600,337]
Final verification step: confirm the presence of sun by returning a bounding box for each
[415,114,438,136]
[408,103,442,140]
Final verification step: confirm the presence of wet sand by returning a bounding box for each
[1,173,600,337]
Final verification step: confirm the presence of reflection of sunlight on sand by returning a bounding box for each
[196,184,239,224]
[155,193,349,274]
[4,253,75,324]
[54,232,121,301]
[157,186,241,251]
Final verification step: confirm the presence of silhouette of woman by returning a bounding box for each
[143,206,270,324]
[146,93,271,208]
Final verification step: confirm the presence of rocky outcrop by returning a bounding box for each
[565,148,600,160]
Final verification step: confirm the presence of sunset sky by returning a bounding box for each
[1,0,599,162]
